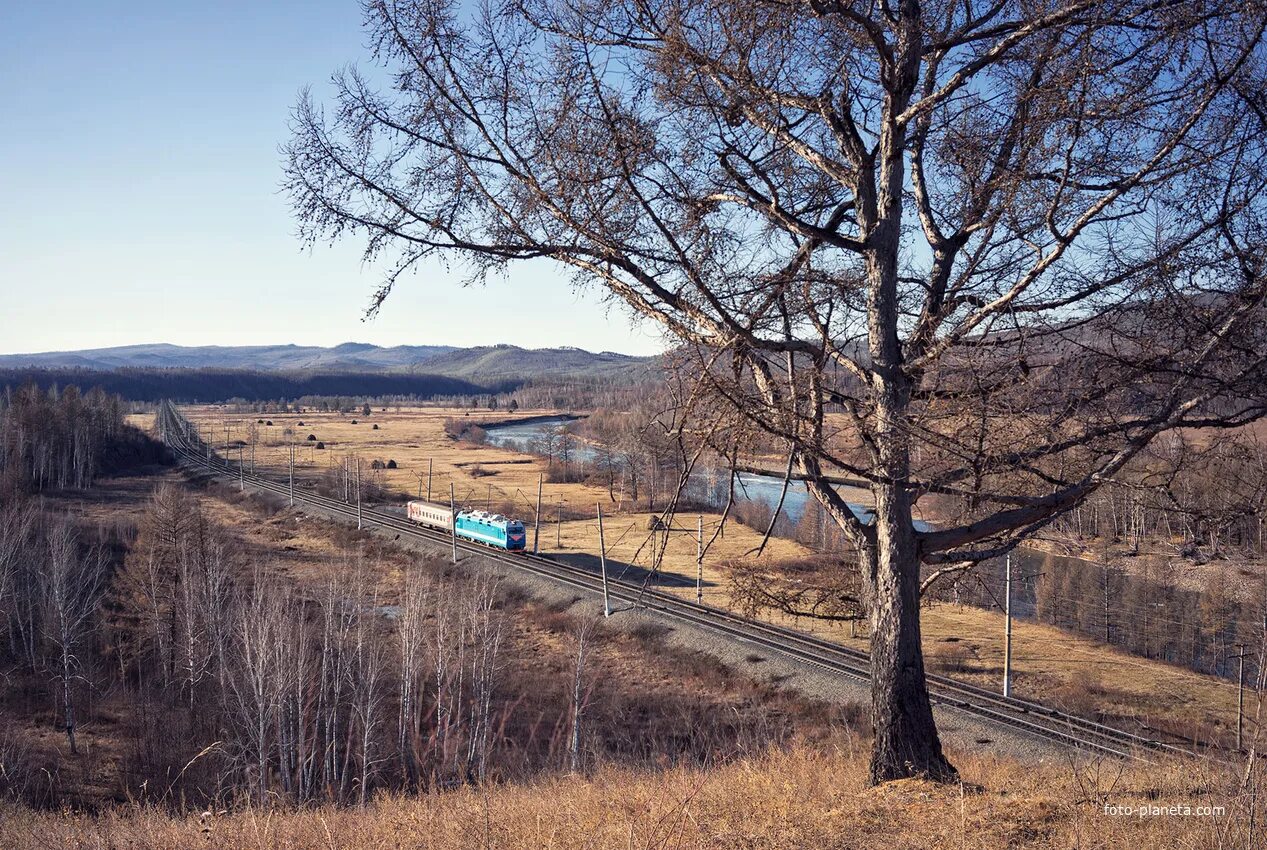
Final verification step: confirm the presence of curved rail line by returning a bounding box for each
[157,402,1217,763]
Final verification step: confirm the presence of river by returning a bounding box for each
[483,416,1253,681]
[481,415,931,529]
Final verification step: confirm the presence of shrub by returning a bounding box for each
[307,434,317,441]
[315,442,325,450]
[351,419,359,424]
[371,459,385,470]
[372,423,380,430]
[386,459,397,469]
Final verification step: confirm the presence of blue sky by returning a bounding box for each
[0,2,665,356]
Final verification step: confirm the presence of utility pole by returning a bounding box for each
[343,455,350,503]
[1003,553,1013,698]
[696,515,704,605]
[449,482,458,564]
[356,456,362,530]
[288,441,295,507]
[238,447,244,491]
[1237,644,1246,750]
[597,502,610,617]
[427,457,433,502]
[487,483,492,511]
[533,473,543,555]
[556,497,564,548]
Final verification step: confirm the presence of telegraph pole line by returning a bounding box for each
[1003,553,1013,698]
[356,456,363,530]
[427,457,433,502]
[238,447,244,491]
[597,502,611,618]
[533,473,543,555]
[288,441,295,507]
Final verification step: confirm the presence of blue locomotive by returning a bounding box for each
[455,510,527,550]
[408,500,527,551]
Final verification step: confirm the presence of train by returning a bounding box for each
[406,499,528,551]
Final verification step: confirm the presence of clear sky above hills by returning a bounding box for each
[0,2,666,357]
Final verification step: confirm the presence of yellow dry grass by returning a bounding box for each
[0,743,1254,849]
[661,558,1246,744]
[174,405,1248,745]
[178,404,809,580]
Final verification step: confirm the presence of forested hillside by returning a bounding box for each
[0,383,166,495]
[0,369,510,404]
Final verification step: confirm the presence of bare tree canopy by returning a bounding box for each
[286,0,1267,783]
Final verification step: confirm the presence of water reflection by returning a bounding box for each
[483,417,1259,684]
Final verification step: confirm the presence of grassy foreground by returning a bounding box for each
[1,743,1257,849]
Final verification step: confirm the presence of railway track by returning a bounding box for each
[157,402,1212,764]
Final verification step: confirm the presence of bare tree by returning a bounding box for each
[287,0,1267,783]
[396,563,431,789]
[40,519,106,754]
[226,571,288,805]
[568,616,599,773]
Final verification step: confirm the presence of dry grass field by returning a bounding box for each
[659,554,1249,746]
[169,405,1252,748]
[1,744,1258,849]
[174,404,810,578]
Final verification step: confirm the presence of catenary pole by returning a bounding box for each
[1237,644,1246,750]
[598,502,610,617]
[450,482,458,564]
[1003,553,1013,698]
[534,473,543,555]
[696,515,704,604]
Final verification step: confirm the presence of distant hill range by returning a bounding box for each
[0,342,654,381]
[0,342,658,402]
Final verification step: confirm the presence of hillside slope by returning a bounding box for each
[413,344,655,380]
[0,745,1242,849]
[0,342,457,372]
[0,343,656,384]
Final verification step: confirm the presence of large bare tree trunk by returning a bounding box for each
[863,83,955,779]
[867,492,956,783]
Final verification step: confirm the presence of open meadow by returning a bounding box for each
[166,405,1256,750]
